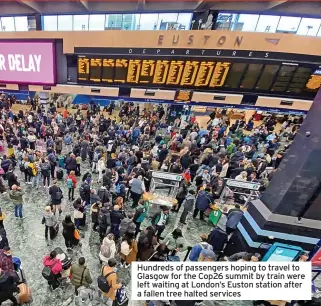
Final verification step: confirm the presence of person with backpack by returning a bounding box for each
[98,258,122,305]
[92,150,102,173]
[40,158,51,188]
[42,206,57,244]
[47,150,57,179]
[189,234,213,261]
[42,250,63,290]
[99,233,116,264]
[64,133,73,153]
[70,257,93,296]
[0,268,20,306]
[49,180,63,215]
[97,186,110,205]
[66,170,77,201]
[119,212,136,239]
[98,205,111,241]
[79,177,91,207]
[193,187,213,221]
[115,180,126,202]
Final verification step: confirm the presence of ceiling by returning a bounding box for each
[0,0,320,17]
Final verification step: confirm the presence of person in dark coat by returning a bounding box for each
[172,179,189,213]
[80,139,89,161]
[20,136,28,150]
[180,152,192,170]
[79,178,91,206]
[193,188,213,220]
[65,154,77,175]
[98,205,111,240]
[225,204,244,235]
[110,205,124,240]
[6,169,19,189]
[49,180,63,215]
[208,215,228,254]
[62,214,76,249]
[1,156,12,174]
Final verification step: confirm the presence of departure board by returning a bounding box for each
[306,70,321,91]
[114,59,128,83]
[271,65,297,92]
[224,63,247,88]
[240,64,263,89]
[195,61,215,87]
[78,57,90,81]
[102,59,115,83]
[209,62,231,87]
[90,58,102,82]
[140,60,156,84]
[180,61,200,86]
[256,65,280,90]
[153,60,170,84]
[77,55,321,98]
[166,60,185,85]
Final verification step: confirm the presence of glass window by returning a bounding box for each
[277,16,301,33]
[73,15,89,31]
[89,14,105,30]
[1,17,15,31]
[122,14,140,30]
[231,14,259,32]
[157,13,178,30]
[215,13,237,30]
[14,16,28,31]
[43,15,58,31]
[255,15,280,33]
[297,18,321,36]
[58,15,72,31]
[176,13,192,30]
[139,14,158,30]
[105,14,123,29]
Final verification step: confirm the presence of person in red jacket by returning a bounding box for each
[66,170,77,201]
[43,250,63,290]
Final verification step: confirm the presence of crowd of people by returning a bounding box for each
[0,97,305,306]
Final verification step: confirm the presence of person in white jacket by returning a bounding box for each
[97,157,106,183]
[99,233,116,264]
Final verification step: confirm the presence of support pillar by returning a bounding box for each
[229,89,321,254]
[39,92,49,114]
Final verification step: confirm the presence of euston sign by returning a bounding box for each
[0,41,55,85]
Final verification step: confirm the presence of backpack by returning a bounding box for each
[19,164,25,172]
[115,183,121,194]
[115,284,129,305]
[93,152,100,162]
[79,183,87,198]
[64,135,72,145]
[100,243,112,259]
[42,262,56,280]
[67,178,73,189]
[97,267,115,293]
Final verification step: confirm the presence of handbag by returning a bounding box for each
[74,229,80,240]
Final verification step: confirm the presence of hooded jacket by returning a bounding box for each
[42,256,63,275]
[195,190,213,211]
[99,237,116,263]
[43,211,56,227]
[9,190,24,205]
[98,207,111,230]
[119,218,136,237]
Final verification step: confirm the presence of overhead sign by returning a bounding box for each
[0,41,55,85]
[152,171,183,182]
[226,179,260,191]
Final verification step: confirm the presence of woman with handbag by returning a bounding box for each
[42,206,57,243]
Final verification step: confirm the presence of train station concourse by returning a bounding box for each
[0,1,321,306]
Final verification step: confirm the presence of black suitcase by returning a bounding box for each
[56,169,64,180]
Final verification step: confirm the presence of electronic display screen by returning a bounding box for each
[77,55,321,98]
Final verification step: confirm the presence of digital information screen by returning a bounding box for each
[77,56,321,98]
